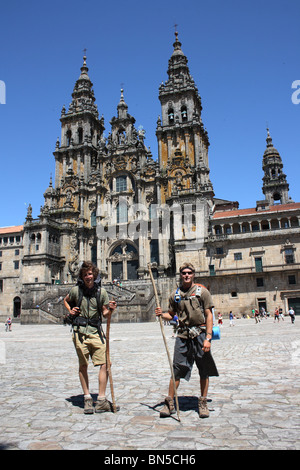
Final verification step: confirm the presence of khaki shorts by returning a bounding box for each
[72,332,106,367]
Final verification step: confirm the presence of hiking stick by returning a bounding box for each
[148,263,180,422]
[106,306,117,413]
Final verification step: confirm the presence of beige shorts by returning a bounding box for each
[72,332,106,367]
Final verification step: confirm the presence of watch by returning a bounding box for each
[205,337,211,342]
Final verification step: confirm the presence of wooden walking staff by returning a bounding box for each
[106,301,117,413]
[148,263,180,422]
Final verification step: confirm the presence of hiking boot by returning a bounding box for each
[160,396,176,418]
[95,397,112,413]
[84,396,94,414]
[198,397,209,418]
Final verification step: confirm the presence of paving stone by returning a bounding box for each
[0,318,299,450]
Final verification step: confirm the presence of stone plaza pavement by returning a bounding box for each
[0,317,299,451]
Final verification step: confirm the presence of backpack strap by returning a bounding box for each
[76,285,104,320]
[77,286,84,309]
[174,287,181,303]
[181,284,206,301]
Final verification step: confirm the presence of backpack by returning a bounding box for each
[172,283,206,325]
[64,275,104,338]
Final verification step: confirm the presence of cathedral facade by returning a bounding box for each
[1,34,299,322]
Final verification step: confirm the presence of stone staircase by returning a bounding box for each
[20,279,158,324]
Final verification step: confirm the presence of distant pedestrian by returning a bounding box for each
[288,307,295,324]
[229,311,234,327]
[279,308,284,321]
[260,307,266,319]
[254,309,260,324]
[274,308,279,323]
[218,313,223,327]
[5,317,12,332]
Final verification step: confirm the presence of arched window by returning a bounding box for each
[91,210,97,227]
[112,245,122,255]
[66,129,72,146]
[273,193,282,204]
[91,246,97,266]
[117,202,128,223]
[116,175,127,192]
[168,108,174,124]
[181,106,188,122]
[118,130,126,145]
[242,222,250,232]
[78,127,83,144]
[150,239,159,264]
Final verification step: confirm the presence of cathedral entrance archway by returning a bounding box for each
[13,297,21,318]
[109,241,139,281]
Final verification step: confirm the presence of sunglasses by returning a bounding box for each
[181,271,194,275]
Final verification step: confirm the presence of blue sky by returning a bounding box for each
[0,0,299,227]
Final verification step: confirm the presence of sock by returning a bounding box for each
[97,395,105,400]
[84,394,91,399]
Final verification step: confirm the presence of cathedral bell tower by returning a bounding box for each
[156,32,214,204]
[43,56,105,280]
[156,33,214,271]
[53,55,104,192]
[262,129,291,205]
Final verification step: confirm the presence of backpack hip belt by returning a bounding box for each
[177,325,206,339]
[72,316,105,343]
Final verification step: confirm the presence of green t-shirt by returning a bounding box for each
[68,285,109,335]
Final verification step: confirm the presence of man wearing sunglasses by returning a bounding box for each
[155,262,219,418]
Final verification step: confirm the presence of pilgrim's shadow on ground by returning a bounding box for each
[66,394,119,412]
[66,393,98,409]
[66,394,213,416]
[142,396,213,417]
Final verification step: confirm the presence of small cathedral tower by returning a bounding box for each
[262,129,291,205]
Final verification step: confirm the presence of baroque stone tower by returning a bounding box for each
[156,32,214,268]
[262,129,291,205]
[156,32,213,200]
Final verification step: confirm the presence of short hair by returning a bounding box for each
[179,262,195,273]
[79,261,99,280]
